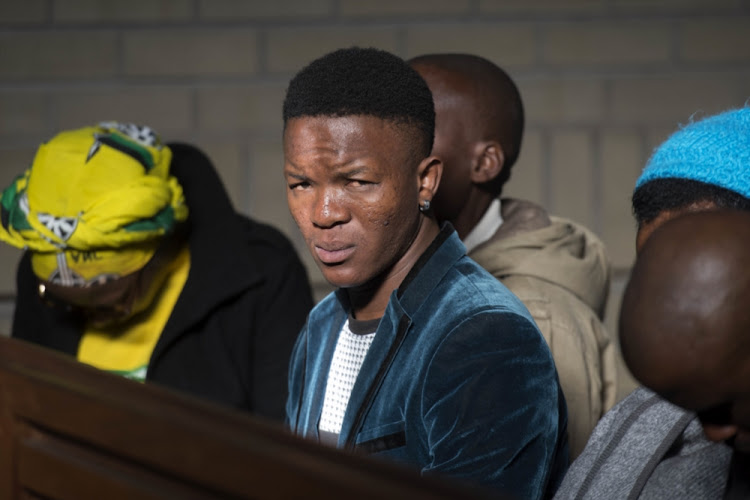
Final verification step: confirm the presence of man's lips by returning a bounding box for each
[314,243,355,264]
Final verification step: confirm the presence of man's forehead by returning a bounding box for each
[283,117,423,178]
[284,115,413,147]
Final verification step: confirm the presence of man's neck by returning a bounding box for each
[347,218,440,321]
[450,189,497,240]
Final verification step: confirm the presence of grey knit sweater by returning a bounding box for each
[554,387,732,500]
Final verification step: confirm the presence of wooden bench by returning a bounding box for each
[0,336,492,499]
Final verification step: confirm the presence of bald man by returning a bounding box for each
[556,106,750,499]
[622,211,750,465]
[409,53,618,458]
[625,211,750,498]
[557,211,749,499]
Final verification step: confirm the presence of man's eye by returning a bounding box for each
[289,181,310,190]
[348,179,372,187]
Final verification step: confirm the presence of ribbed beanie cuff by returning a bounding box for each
[635,107,750,198]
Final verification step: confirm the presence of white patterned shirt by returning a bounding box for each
[319,316,379,437]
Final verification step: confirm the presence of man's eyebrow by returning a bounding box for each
[283,161,373,179]
[337,165,371,177]
[284,170,307,180]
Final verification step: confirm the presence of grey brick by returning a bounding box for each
[54,88,193,137]
[680,18,750,63]
[198,0,332,20]
[611,76,743,124]
[196,85,286,134]
[266,27,398,73]
[0,0,47,24]
[405,24,535,67]
[0,31,117,79]
[340,0,470,17]
[0,93,48,136]
[123,30,258,76]
[54,0,191,23]
[549,130,595,229]
[542,20,671,65]
[520,78,605,125]
[480,0,604,14]
[600,131,640,269]
[504,129,544,205]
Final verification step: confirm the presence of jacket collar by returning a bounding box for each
[333,223,465,447]
[395,222,463,316]
[324,222,463,324]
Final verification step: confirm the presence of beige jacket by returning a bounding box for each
[470,198,618,459]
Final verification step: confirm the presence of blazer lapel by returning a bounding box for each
[301,307,346,440]
[339,298,412,449]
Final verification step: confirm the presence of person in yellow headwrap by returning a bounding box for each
[0,122,314,420]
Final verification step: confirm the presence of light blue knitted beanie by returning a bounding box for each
[635,106,750,198]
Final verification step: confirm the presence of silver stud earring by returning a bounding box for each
[420,200,431,213]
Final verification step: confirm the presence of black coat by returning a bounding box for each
[12,142,314,421]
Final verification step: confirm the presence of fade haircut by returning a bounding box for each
[632,178,750,227]
[282,47,435,160]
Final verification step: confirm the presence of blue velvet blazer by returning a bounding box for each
[286,226,568,499]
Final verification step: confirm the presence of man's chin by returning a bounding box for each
[323,278,361,289]
[319,267,361,289]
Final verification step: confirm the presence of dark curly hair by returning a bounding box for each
[282,47,435,159]
[632,178,750,227]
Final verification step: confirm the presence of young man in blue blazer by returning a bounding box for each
[282,47,568,499]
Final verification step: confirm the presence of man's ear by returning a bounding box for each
[470,141,505,184]
[416,155,442,202]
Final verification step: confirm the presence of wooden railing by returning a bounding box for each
[0,336,492,499]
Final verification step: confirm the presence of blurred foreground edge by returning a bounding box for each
[0,335,496,499]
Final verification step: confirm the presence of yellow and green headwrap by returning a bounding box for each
[0,122,189,285]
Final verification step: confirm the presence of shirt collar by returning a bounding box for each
[462,198,503,254]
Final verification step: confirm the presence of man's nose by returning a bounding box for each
[312,189,349,228]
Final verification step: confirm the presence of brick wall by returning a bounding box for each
[1,0,749,367]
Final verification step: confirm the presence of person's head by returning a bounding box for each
[619,209,750,454]
[282,47,441,292]
[632,106,750,252]
[408,54,523,238]
[0,122,189,326]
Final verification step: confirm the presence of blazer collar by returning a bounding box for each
[395,222,465,316]
[338,223,465,447]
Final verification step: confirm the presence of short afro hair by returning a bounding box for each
[632,178,750,227]
[282,47,435,159]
